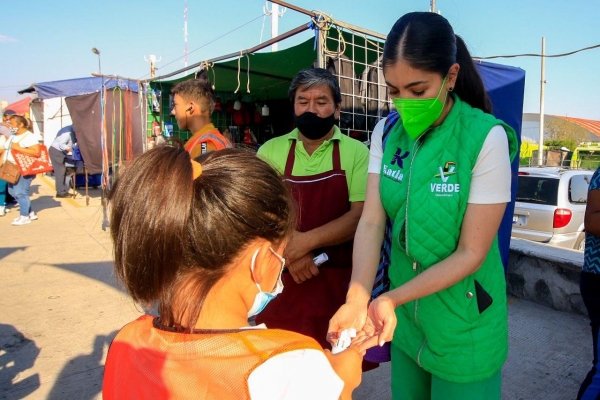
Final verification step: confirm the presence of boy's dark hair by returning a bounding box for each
[109,147,294,330]
[383,12,492,113]
[171,78,216,114]
[10,115,29,129]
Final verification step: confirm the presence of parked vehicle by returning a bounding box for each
[512,167,593,251]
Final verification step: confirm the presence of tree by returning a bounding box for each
[544,118,590,151]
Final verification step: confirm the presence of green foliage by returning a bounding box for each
[544,118,589,148]
[545,139,577,152]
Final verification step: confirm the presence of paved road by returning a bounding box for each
[0,176,593,399]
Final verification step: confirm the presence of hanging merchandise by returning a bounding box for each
[261,103,270,117]
[151,89,162,113]
[214,97,222,112]
[243,127,257,146]
[152,120,162,136]
[233,98,242,111]
[164,122,173,137]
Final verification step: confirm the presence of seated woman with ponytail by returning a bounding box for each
[102,147,369,400]
[329,11,519,400]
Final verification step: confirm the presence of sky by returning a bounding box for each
[1,0,599,120]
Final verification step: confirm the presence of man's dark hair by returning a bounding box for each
[288,68,342,105]
[109,147,295,331]
[10,115,28,128]
[171,79,216,114]
[3,110,16,117]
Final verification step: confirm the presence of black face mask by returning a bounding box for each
[294,111,337,140]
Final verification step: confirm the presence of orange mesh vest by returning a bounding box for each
[184,129,231,155]
[102,315,323,400]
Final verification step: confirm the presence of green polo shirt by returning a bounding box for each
[257,126,369,202]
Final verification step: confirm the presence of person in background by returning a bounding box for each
[577,165,600,399]
[329,12,519,399]
[102,146,370,400]
[0,133,10,216]
[49,125,76,198]
[255,68,370,355]
[0,115,41,225]
[0,110,16,138]
[0,110,16,214]
[170,79,231,158]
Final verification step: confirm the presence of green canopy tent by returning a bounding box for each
[147,26,387,145]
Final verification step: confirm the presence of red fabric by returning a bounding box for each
[11,145,53,175]
[256,141,353,350]
[4,97,32,117]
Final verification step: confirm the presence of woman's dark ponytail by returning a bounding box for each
[454,35,492,114]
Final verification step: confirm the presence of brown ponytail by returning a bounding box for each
[109,147,295,330]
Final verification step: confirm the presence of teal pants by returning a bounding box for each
[391,343,501,400]
[0,178,6,205]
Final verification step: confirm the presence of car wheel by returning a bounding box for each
[575,234,586,252]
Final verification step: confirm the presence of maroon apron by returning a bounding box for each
[256,140,353,349]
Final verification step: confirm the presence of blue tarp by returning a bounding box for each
[31,77,140,100]
[476,60,526,270]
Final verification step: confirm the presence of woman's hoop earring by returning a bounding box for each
[448,87,454,92]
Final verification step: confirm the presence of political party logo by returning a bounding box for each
[391,148,410,168]
[431,161,460,196]
[383,148,410,183]
[434,162,457,182]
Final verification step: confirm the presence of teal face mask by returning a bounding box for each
[392,77,448,141]
[247,248,285,318]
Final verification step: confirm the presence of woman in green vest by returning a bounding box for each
[329,12,519,400]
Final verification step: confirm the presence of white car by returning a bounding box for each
[511,167,593,251]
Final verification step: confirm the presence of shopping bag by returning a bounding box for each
[11,145,54,175]
[0,161,21,184]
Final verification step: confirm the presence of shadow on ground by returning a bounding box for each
[0,247,27,262]
[50,261,123,293]
[46,332,117,400]
[0,323,40,400]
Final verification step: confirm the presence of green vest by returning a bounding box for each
[380,95,519,383]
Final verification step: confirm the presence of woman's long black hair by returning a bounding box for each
[383,12,492,114]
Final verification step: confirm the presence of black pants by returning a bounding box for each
[49,147,68,195]
[578,271,600,400]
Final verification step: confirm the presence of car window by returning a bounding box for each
[516,177,559,205]
[569,174,590,204]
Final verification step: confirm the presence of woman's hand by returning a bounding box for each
[367,295,397,347]
[323,335,368,400]
[328,301,372,345]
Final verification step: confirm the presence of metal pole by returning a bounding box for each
[538,37,546,166]
[430,0,436,12]
[271,3,279,52]
[184,1,188,67]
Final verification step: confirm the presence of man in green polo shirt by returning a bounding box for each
[256,68,369,352]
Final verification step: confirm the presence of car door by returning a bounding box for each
[512,176,559,242]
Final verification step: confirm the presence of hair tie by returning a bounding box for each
[191,159,203,180]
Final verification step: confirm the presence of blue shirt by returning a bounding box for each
[51,126,75,151]
[583,166,600,274]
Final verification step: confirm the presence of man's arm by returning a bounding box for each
[56,132,72,152]
[285,202,364,264]
[585,189,600,237]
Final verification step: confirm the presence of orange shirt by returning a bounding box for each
[103,315,323,400]
[185,123,232,159]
